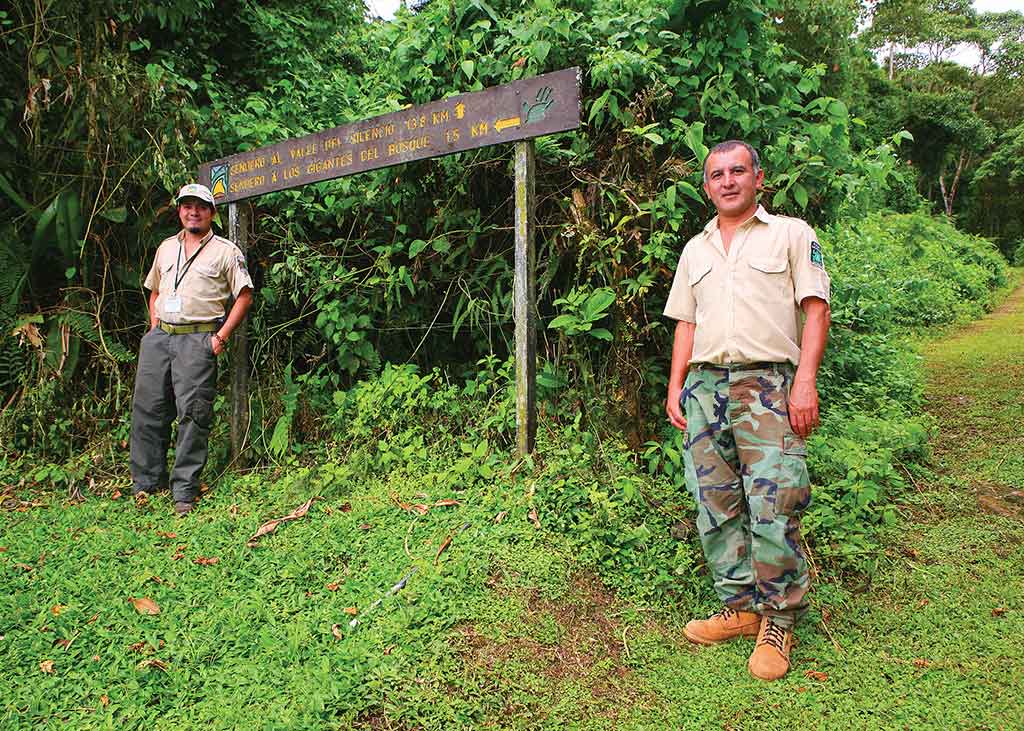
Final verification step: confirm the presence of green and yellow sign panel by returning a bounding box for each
[199,68,581,204]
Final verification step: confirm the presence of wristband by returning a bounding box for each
[213,333,227,348]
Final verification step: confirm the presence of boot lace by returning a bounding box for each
[760,618,788,652]
[712,607,740,620]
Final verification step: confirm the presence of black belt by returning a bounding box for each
[692,361,786,371]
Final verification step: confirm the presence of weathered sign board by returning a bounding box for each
[201,67,581,457]
[199,67,581,203]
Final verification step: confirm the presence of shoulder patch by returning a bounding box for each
[810,240,824,268]
[236,255,248,271]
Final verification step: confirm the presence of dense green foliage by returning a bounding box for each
[1,1,1021,725]
[1,0,918,451]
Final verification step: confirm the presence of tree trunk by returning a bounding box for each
[938,150,970,218]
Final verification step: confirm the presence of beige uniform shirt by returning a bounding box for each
[663,206,830,366]
[143,230,253,324]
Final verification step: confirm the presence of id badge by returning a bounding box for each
[164,295,182,313]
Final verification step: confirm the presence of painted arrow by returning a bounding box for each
[495,116,521,132]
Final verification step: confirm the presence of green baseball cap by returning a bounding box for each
[175,183,216,207]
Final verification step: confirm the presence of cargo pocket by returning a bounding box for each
[776,432,811,517]
[186,388,215,430]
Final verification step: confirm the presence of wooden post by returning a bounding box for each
[227,202,250,467]
[513,140,537,456]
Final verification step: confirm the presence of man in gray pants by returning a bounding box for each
[130,183,253,515]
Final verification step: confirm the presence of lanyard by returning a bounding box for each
[174,235,210,292]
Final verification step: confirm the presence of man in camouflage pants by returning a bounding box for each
[664,140,831,680]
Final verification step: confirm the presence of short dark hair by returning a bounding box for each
[703,140,761,184]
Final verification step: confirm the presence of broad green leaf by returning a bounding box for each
[408,239,429,257]
[584,288,616,320]
[792,183,809,209]
[461,60,475,80]
[677,181,704,204]
[100,206,128,223]
[531,40,551,64]
[589,328,613,341]
[548,314,578,330]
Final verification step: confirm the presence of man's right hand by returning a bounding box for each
[666,387,687,431]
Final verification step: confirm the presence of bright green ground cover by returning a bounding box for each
[3,277,1023,730]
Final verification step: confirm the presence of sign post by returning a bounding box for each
[200,67,581,456]
[227,202,250,467]
[513,140,537,455]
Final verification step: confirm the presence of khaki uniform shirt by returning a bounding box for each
[663,205,830,366]
[143,230,253,324]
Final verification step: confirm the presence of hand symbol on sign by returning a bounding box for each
[523,87,554,125]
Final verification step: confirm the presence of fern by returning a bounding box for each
[0,230,29,394]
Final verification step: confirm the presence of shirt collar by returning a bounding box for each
[702,204,772,237]
[177,229,215,247]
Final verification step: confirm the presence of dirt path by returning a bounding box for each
[922,279,1024,516]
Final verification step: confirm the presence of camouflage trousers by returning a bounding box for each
[682,363,811,628]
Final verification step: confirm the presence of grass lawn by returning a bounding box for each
[3,277,1023,730]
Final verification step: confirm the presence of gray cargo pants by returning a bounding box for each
[130,328,217,502]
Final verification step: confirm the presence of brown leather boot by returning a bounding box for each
[748,615,793,680]
[684,607,761,645]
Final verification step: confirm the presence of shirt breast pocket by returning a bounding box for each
[195,263,220,278]
[687,259,713,288]
[747,257,791,301]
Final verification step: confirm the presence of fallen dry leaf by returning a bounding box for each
[51,604,67,616]
[130,597,160,615]
[410,503,430,515]
[0,545,7,552]
[804,670,829,682]
[917,599,929,608]
[87,613,99,624]
[193,556,219,566]
[494,511,508,524]
[796,686,808,693]
[359,523,372,531]
[913,658,931,668]
[172,545,187,560]
[53,638,71,649]
[434,534,454,564]
[326,582,342,591]
[343,606,358,616]
[512,56,527,68]
[99,695,109,707]
[246,496,316,547]
[111,490,122,500]
[39,660,55,673]
[992,607,1008,617]
[383,645,394,655]
[136,658,168,671]
[92,654,100,662]
[331,624,343,640]
[340,502,352,512]
[155,531,177,539]
[528,507,541,528]
[15,562,34,572]
[433,499,460,507]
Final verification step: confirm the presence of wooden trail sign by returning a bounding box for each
[199,68,581,203]
[200,67,582,457]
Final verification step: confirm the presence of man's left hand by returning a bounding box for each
[788,378,819,437]
[211,333,227,356]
